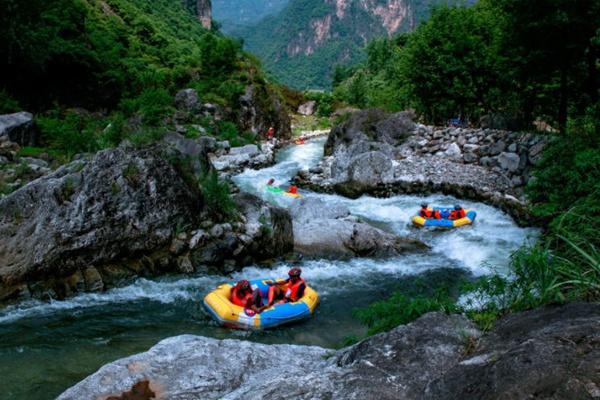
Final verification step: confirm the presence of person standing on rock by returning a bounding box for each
[267,127,275,140]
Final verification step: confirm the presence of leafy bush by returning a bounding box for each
[120,88,173,125]
[0,90,20,114]
[305,91,334,117]
[334,1,599,129]
[354,287,458,335]
[458,121,599,328]
[199,170,237,220]
[36,112,103,159]
[0,0,275,159]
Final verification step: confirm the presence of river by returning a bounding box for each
[0,137,538,399]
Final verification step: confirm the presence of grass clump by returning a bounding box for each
[199,170,237,220]
[354,287,458,336]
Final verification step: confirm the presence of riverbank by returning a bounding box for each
[0,134,537,400]
[291,109,545,226]
[60,302,600,399]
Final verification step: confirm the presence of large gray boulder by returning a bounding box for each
[0,111,37,146]
[325,108,415,157]
[289,197,350,222]
[0,145,201,300]
[0,136,293,301]
[331,151,395,198]
[293,218,427,258]
[290,197,426,258]
[424,303,600,399]
[322,109,414,197]
[238,85,292,140]
[59,312,477,400]
[60,303,600,400]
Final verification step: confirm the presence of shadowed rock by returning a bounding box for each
[60,304,600,400]
[290,197,427,258]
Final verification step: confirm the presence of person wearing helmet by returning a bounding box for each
[419,203,432,218]
[267,267,306,306]
[288,185,298,195]
[267,178,275,186]
[449,205,466,220]
[231,280,267,313]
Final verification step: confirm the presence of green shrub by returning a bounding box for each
[199,170,237,220]
[36,111,102,159]
[0,90,20,114]
[354,287,458,336]
[120,88,173,125]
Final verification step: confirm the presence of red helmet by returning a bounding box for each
[288,267,301,278]
[237,279,250,291]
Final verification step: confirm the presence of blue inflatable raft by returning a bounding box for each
[203,278,319,329]
[412,207,477,228]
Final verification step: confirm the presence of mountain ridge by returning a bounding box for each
[236,0,475,89]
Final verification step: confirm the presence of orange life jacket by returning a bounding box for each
[231,286,253,308]
[285,277,306,302]
[450,209,466,220]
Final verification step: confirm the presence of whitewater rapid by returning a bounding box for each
[0,135,538,400]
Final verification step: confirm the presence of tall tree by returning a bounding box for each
[498,0,600,133]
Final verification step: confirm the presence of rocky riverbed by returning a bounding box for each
[292,109,548,225]
[59,302,600,400]
[0,132,294,303]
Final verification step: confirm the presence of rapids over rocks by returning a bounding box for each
[0,137,538,400]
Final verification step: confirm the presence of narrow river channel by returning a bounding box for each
[0,137,538,399]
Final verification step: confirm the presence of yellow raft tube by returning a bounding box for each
[203,278,319,329]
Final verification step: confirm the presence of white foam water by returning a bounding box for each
[1,136,537,325]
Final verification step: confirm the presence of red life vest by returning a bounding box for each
[267,128,274,138]
[285,278,306,302]
[450,209,466,220]
[289,185,298,194]
[420,208,433,218]
[231,286,253,308]
[433,210,441,219]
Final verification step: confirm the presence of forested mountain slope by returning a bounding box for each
[237,0,475,89]
[212,0,290,32]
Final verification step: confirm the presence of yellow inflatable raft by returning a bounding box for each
[203,278,319,329]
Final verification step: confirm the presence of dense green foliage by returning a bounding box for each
[487,110,600,309]
[212,0,290,33]
[355,288,458,335]
[199,169,238,220]
[351,269,469,338]
[237,0,473,89]
[0,0,273,158]
[335,0,600,129]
